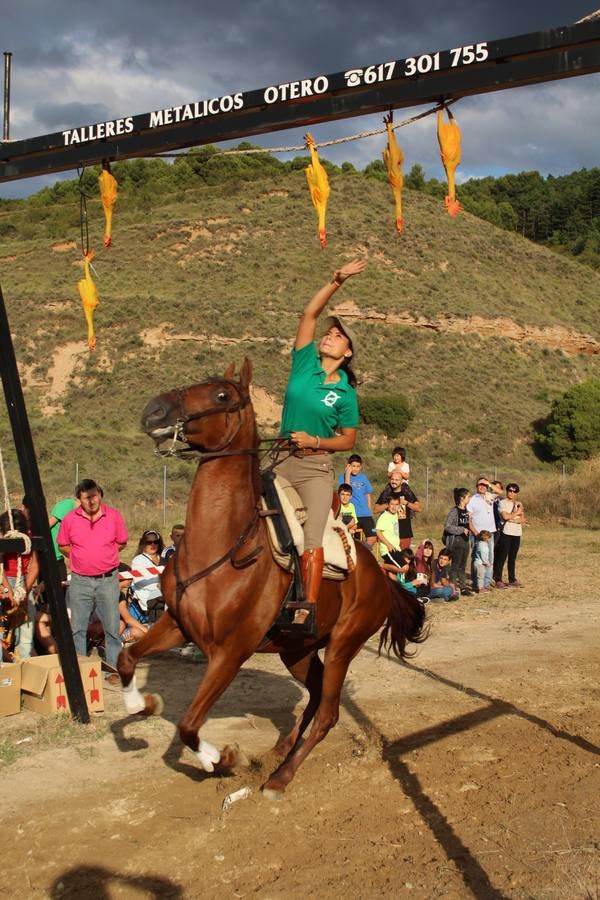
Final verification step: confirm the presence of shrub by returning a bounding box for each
[535,378,600,461]
[359,394,413,436]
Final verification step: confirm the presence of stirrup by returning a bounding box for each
[276,603,317,637]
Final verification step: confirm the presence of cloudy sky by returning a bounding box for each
[1,1,598,198]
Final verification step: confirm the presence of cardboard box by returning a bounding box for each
[21,655,104,715]
[0,661,22,717]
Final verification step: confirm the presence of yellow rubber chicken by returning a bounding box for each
[98,166,118,248]
[437,108,462,216]
[382,114,404,234]
[305,133,330,248]
[77,250,99,351]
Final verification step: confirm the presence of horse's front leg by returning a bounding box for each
[117,609,186,716]
[178,645,252,773]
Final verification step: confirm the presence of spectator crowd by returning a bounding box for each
[1,452,526,670]
[1,477,185,683]
[336,446,526,604]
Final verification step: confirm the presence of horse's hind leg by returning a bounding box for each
[263,639,355,797]
[117,610,186,715]
[271,648,324,758]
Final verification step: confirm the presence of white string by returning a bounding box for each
[154,101,455,158]
[575,9,600,22]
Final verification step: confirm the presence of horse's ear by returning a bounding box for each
[239,357,253,389]
[224,362,236,380]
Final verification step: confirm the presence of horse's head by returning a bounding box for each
[141,358,255,453]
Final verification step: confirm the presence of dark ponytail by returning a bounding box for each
[341,359,358,388]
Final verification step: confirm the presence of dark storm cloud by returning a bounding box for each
[1,1,598,196]
[33,101,110,131]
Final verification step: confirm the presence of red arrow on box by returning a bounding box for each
[55,672,67,709]
[88,667,100,704]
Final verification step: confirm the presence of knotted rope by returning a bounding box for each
[0,448,31,606]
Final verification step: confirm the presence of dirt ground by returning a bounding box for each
[1,528,599,900]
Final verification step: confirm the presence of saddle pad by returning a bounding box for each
[262,474,357,579]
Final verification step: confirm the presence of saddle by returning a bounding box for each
[259,470,356,639]
[260,471,356,579]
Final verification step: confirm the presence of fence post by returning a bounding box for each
[425,466,429,514]
[74,462,79,493]
[162,465,167,526]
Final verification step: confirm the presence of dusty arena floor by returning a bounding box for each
[2,529,599,900]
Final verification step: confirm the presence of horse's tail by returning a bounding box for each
[378,580,429,660]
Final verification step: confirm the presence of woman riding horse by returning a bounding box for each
[277,257,367,622]
[118,271,427,796]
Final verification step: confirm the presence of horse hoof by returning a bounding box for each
[219,743,249,772]
[262,786,285,802]
[184,740,220,773]
[141,693,164,717]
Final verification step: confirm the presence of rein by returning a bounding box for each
[174,506,263,603]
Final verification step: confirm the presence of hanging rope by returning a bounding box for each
[0,448,30,606]
[77,167,90,257]
[154,100,457,158]
[575,9,600,22]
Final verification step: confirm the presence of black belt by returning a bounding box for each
[84,567,118,579]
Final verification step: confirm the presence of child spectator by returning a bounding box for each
[443,487,473,596]
[414,539,434,599]
[415,539,434,580]
[337,483,357,534]
[429,548,458,602]
[387,446,409,479]
[392,546,420,593]
[490,481,505,548]
[161,524,185,564]
[339,454,376,545]
[375,496,405,570]
[34,602,58,655]
[474,530,493,593]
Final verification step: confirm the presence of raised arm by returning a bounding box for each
[294,259,367,350]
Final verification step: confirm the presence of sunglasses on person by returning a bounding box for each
[477,482,489,488]
[145,538,159,544]
[506,487,519,493]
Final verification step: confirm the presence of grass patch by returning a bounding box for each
[0,713,108,768]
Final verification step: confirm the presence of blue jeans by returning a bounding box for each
[7,576,36,660]
[428,585,453,602]
[69,572,121,670]
[470,534,495,589]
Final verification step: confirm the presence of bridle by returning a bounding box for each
[154,377,254,460]
[151,376,286,604]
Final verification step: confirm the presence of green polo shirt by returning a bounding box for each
[280,342,359,438]
[50,497,78,560]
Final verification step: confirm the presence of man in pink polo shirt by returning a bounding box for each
[57,479,128,680]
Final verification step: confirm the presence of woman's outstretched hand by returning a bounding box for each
[334,258,367,283]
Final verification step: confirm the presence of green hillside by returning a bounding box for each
[0,165,599,527]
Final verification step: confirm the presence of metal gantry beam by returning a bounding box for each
[1,18,600,182]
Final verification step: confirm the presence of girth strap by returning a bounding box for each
[174,507,263,603]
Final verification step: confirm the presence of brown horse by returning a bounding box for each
[117,358,427,797]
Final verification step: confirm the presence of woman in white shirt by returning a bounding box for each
[130,529,164,621]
